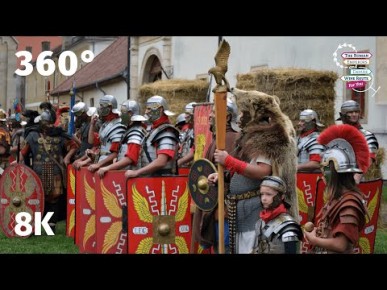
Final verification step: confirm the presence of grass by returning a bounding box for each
[0,220,79,254]
[374,184,387,254]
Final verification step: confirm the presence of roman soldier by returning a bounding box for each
[97,100,147,177]
[304,124,370,253]
[19,108,79,232]
[296,109,325,172]
[125,95,180,178]
[252,176,302,254]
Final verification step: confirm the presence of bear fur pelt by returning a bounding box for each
[231,88,299,220]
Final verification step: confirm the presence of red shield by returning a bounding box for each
[66,165,76,238]
[0,164,44,238]
[127,176,191,254]
[356,179,383,253]
[95,171,127,254]
[297,172,323,253]
[313,178,383,254]
[193,103,213,161]
[178,167,190,176]
[75,168,96,253]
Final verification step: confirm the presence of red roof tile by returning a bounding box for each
[51,37,128,95]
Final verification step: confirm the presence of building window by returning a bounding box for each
[42,41,50,51]
[90,98,94,107]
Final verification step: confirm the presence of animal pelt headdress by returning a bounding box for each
[231,88,298,219]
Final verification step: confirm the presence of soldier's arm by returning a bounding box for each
[303,227,350,253]
[297,160,320,172]
[137,153,170,176]
[214,149,271,179]
[177,149,194,167]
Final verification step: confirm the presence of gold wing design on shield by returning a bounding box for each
[102,221,121,254]
[297,188,308,214]
[83,215,95,249]
[135,237,153,254]
[367,188,379,222]
[84,175,95,211]
[101,180,121,218]
[70,168,76,194]
[132,183,153,223]
[175,236,189,253]
[68,210,75,235]
[175,185,188,222]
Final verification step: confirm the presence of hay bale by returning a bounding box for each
[138,79,209,124]
[364,148,385,181]
[236,68,338,127]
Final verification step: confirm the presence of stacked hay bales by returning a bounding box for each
[236,68,338,127]
[364,148,385,180]
[138,79,209,124]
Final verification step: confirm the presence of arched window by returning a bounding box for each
[143,55,162,84]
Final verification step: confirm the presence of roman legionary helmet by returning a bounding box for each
[98,95,121,117]
[318,124,370,173]
[71,102,95,117]
[260,175,288,209]
[121,100,147,122]
[145,95,175,123]
[175,113,186,127]
[337,100,361,121]
[227,97,240,132]
[185,102,197,115]
[146,96,175,116]
[34,109,56,124]
[260,176,287,195]
[299,109,324,129]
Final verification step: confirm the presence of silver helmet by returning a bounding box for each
[337,100,361,121]
[227,97,240,132]
[71,102,89,116]
[318,124,369,174]
[299,109,324,128]
[35,110,55,124]
[175,113,186,126]
[341,100,360,114]
[321,138,362,173]
[99,95,121,116]
[121,100,140,115]
[121,100,147,122]
[185,102,197,115]
[146,95,175,116]
[260,176,287,194]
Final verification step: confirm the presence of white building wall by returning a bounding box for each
[66,81,127,111]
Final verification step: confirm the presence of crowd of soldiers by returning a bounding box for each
[0,94,379,254]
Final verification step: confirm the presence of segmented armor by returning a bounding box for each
[297,131,325,164]
[179,127,194,165]
[98,118,126,162]
[140,123,179,175]
[252,213,302,254]
[359,128,379,155]
[117,124,147,169]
